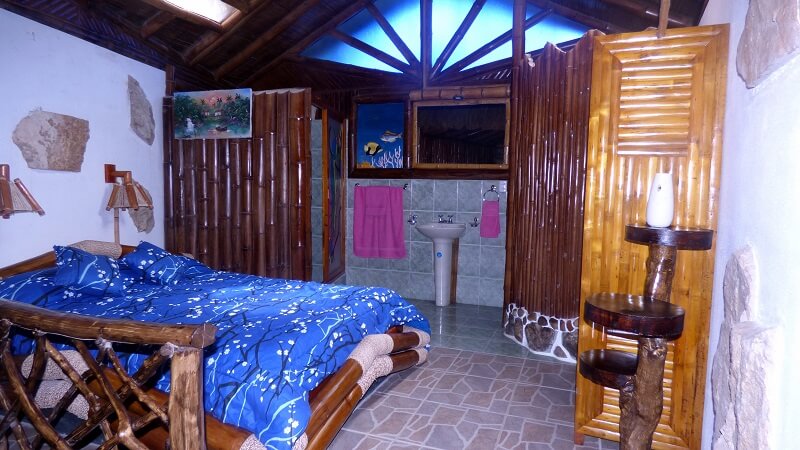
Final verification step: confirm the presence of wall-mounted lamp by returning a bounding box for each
[0,164,45,219]
[104,164,153,244]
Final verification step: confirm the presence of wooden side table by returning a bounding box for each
[579,225,713,450]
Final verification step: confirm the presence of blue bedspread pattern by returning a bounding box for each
[0,267,429,449]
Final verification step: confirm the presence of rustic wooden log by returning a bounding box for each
[621,337,668,450]
[169,347,207,450]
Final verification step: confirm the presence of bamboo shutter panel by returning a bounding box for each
[163,89,313,280]
[574,26,729,449]
[505,31,598,319]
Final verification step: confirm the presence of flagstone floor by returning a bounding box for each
[328,299,620,450]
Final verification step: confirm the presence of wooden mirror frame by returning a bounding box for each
[410,97,510,170]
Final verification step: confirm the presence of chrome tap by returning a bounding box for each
[447,215,454,223]
[407,214,418,225]
[438,214,445,223]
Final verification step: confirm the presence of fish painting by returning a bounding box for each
[380,130,402,143]
[364,141,383,155]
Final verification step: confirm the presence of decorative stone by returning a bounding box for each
[128,75,155,145]
[127,184,154,233]
[737,0,800,88]
[505,314,515,336]
[537,316,548,326]
[524,323,556,352]
[549,317,558,329]
[513,317,524,342]
[12,109,90,172]
[566,320,574,332]
[712,246,781,450]
[562,330,578,358]
[553,347,567,358]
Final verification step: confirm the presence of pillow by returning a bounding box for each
[53,246,128,296]
[122,241,213,285]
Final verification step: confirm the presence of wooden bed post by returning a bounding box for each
[169,347,207,450]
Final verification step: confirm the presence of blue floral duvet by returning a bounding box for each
[0,267,429,449]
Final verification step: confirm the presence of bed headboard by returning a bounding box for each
[0,241,137,280]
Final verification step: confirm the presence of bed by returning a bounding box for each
[0,241,430,450]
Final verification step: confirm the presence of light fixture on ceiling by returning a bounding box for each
[104,164,153,244]
[0,164,45,219]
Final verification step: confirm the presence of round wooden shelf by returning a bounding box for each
[584,292,685,339]
[625,225,713,250]
[579,349,636,390]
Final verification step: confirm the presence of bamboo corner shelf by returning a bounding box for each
[579,225,712,450]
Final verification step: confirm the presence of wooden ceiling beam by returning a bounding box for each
[184,1,273,65]
[365,3,419,69]
[140,10,174,38]
[524,0,631,34]
[213,0,321,79]
[435,9,551,82]
[242,0,372,86]
[329,29,415,75]
[430,0,486,77]
[137,0,223,32]
[600,0,692,27]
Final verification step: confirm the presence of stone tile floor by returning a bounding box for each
[329,299,620,450]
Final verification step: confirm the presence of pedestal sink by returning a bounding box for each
[416,222,467,306]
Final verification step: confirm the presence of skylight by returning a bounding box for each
[162,0,238,23]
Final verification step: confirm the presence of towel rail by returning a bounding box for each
[483,185,500,201]
[354,183,408,190]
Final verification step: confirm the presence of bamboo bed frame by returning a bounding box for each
[0,244,429,450]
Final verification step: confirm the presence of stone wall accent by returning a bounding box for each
[737,0,800,88]
[12,109,90,172]
[128,75,155,145]
[128,183,154,233]
[711,246,782,450]
[503,303,578,363]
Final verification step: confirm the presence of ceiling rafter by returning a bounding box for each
[221,0,250,13]
[430,0,486,78]
[328,29,415,76]
[524,0,631,33]
[365,3,419,69]
[435,8,552,83]
[600,0,692,26]
[137,0,224,32]
[213,0,321,80]
[242,0,373,86]
[183,0,275,66]
[140,10,174,38]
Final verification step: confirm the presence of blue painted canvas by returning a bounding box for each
[355,102,404,169]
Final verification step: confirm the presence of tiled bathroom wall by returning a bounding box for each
[345,178,507,307]
[310,118,323,282]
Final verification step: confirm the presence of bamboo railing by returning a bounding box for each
[504,31,600,319]
[163,89,312,280]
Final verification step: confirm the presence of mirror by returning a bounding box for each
[412,99,509,169]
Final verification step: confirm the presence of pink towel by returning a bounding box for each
[480,200,500,238]
[353,185,406,259]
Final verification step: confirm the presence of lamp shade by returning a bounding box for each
[105,177,153,211]
[0,164,45,219]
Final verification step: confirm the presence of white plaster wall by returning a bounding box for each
[701,1,800,448]
[0,10,165,266]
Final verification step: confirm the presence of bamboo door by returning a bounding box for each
[575,25,729,449]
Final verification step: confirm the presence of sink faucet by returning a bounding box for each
[438,214,445,223]
[447,215,454,223]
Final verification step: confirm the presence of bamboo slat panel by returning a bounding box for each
[504,31,599,319]
[163,89,312,280]
[575,25,729,450]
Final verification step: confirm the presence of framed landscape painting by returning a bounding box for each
[173,88,252,139]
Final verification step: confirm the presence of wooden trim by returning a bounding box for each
[329,29,414,75]
[421,0,432,87]
[430,0,487,77]
[365,3,420,69]
[140,11,175,38]
[184,1,272,65]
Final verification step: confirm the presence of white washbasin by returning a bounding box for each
[416,222,467,241]
[415,222,467,307]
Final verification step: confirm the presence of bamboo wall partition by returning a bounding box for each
[504,31,599,319]
[163,89,313,280]
[574,25,729,449]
